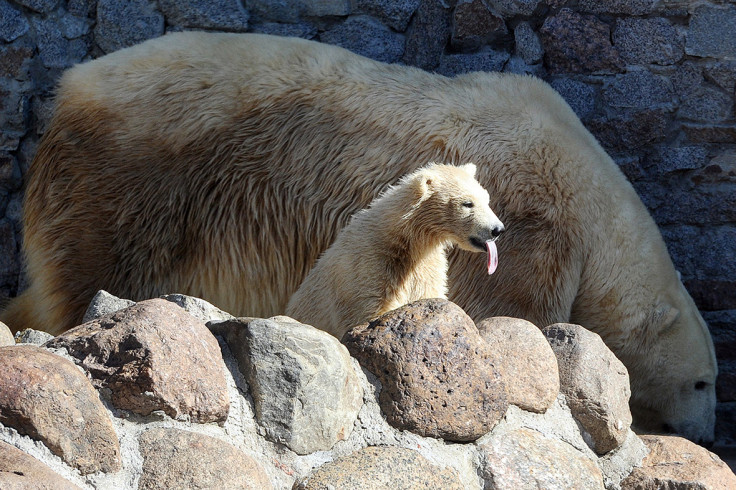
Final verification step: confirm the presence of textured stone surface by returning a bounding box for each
[549,78,597,120]
[514,21,543,65]
[679,86,733,123]
[161,293,234,324]
[479,428,605,489]
[614,17,683,66]
[451,0,507,52]
[492,0,541,16]
[159,0,249,31]
[437,48,510,76]
[46,299,229,423]
[478,317,559,413]
[31,17,87,69]
[0,321,12,346]
[686,5,736,59]
[14,328,53,345]
[402,0,453,70]
[250,22,317,39]
[580,0,656,15]
[138,428,272,490]
[0,1,30,43]
[543,323,632,455]
[344,299,508,442]
[321,15,405,64]
[355,0,419,31]
[82,289,135,323]
[212,316,362,455]
[0,346,121,474]
[0,441,81,490]
[293,446,464,490]
[94,0,164,54]
[706,62,736,92]
[621,435,736,489]
[14,0,58,14]
[646,145,708,175]
[588,109,670,151]
[603,71,675,109]
[540,9,623,74]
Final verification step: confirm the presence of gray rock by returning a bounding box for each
[47,299,230,423]
[598,429,649,490]
[248,0,349,22]
[212,316,362,455]
[478,316,559,413]
[355,0,420,32]
[451,0,507,53]
[31,18,87,69]
[67,0,94,17]
[14,328,53,345]
[603,70,674,109]
[83,290,135,323]
[543,323,632,455]
[437,47,509,76]
[321,16,405,64]
[293,446,465,490]
[682,123,736,144]
[686,5,736,59]
[478,428,605,489]
[13,0,58,14]
[0,1,30,43]
[539,9,624,74]
[705,62,736,92]
[514,22,543,65]
[671,62,703,97]
[579,0,656,15]
[502,55,545,77]
[679,85,733,123]
[0,44,34,80]
[250,22,317,39]
[614,17,683,66]
[490,0,542,16]
[645,146,707,175]
[0,346,122,474]
[138,428,273,490]
[0,441,82,490]
[402,0,453,70]
[159,0,249,32]
[549,78,597,121]
[94,0,164,54]
[0,320,13,346]
[588,109,670,151]
[160,293,234,324]
[58,12,90,40]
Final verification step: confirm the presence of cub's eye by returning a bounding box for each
[694,381,708,391]
[462,201,474,208]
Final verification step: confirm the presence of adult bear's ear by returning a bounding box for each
[652,303,680,334]
[459,163,477,177]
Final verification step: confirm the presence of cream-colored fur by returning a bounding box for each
[0,32,717,444]
[286,163,503,339]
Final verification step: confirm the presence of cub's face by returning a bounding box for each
[421,163,505,253]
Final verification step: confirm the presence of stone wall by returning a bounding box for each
[0,0,734,446]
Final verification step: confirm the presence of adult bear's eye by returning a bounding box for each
[462,201,474,208]
[695,381,708,391]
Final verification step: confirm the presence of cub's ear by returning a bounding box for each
[652,303,680,333]
[459,163,477,177]
[414,174,433,201]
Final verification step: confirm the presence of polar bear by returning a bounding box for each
[286,163,504,339]
[0,32,717,444]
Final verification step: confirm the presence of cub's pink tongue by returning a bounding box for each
[486,239,498,275]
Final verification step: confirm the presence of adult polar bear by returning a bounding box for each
[1,32,716,444]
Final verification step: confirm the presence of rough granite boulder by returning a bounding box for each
[621,434,736,489]
[477,316,559,413]
[293,446,465,490]
[344,298,508,442]
[0,346,121,474]
[543,323,632,455]
[0,440,81,490]
[479,428,605,489]
[138,427,272,490]
[82,289,135,323]
[46,299,230,423]
[212,316,363,455]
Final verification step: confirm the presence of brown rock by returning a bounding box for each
[45,298,229,423]
[0,346,121,474]
[543,323,632,455]
[622,435,736,489]
[478,316,559,413]
[479,428,605,489]
[539,8,624,74]
[138,427,272,489]
[293,446,464,490]
[451,0,507,52]
[344,298,507,442]
[0,320,13,346]
[0,441,82,490]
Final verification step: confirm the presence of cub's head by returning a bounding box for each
[405,163,504,254]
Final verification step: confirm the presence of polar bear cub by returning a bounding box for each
[286,163,504,339]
